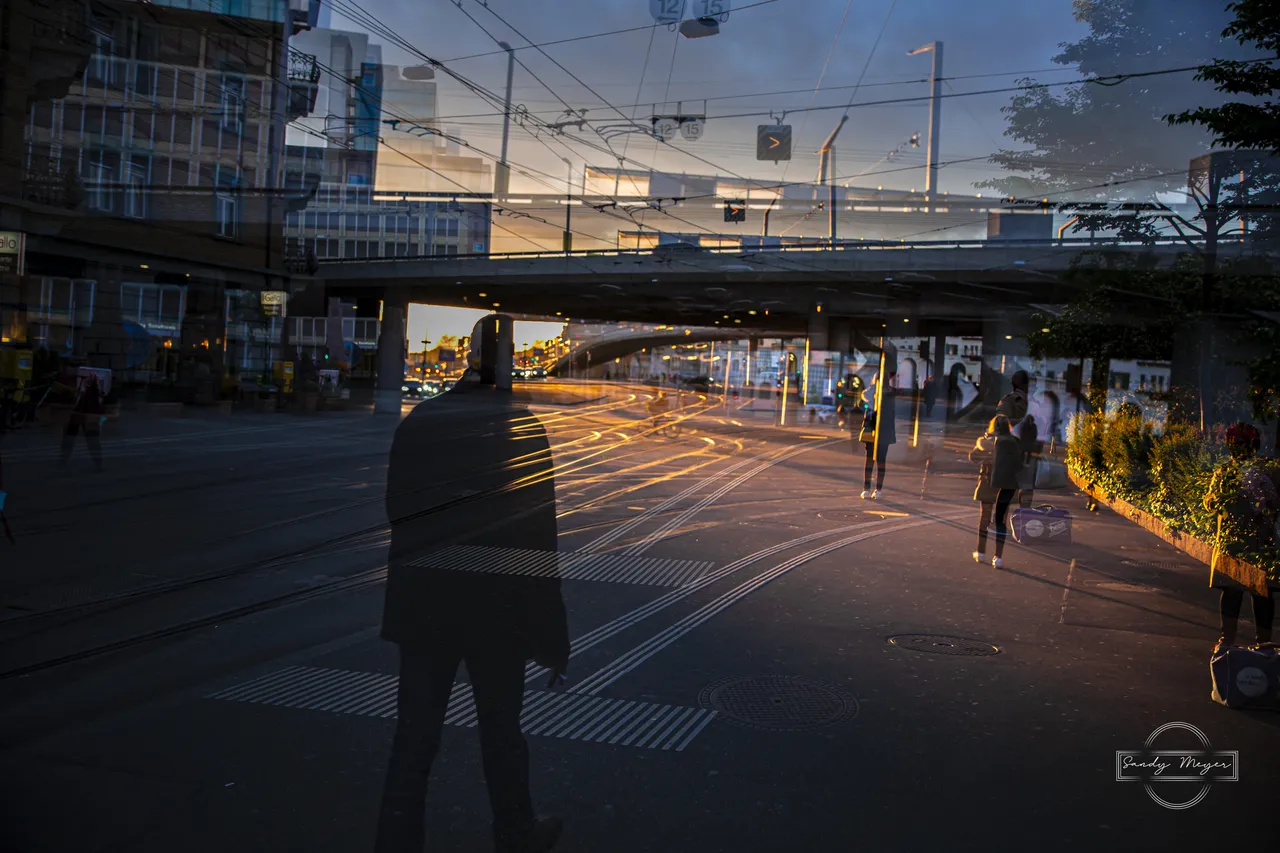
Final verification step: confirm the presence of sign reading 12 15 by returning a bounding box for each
[650,0,685,24]
[692,0,730,18]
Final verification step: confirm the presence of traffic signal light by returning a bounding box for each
[724,200,746,223]
[919,339,930,360]
[757,125,792,161]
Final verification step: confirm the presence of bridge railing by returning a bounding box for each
[317,235,1249,266]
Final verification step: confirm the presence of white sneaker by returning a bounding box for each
[991,556,1004,569]
[860,490,870,499]
[870,489,881,500]
[973,551,986,564]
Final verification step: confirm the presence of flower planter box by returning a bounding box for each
[207,400,233,416]
[1069,466,1270,596]
[297,392,319,413]
[253,396,277,413]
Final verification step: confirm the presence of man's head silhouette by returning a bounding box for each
[466,314,515,390]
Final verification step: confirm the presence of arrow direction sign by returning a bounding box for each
[756,124,792,161]
[724,200,746,223]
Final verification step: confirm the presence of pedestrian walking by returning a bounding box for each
[996,369,1030,427]
[60,372,104,472]
[856,372,897,500]
[375,315,569,853]
[969,414,1023,568]
[923,376,938,418]
[1204,422,1277,651]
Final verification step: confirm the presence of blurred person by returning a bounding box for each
[923,375,939,417]
[1017,413,1041,507]
[1204,422,1278,651]
[857,372,897,500]
[60,372,104,472]
[376,315,570,853]
[996,369,1030,427]
[968,415,1022,568]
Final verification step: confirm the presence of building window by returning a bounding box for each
[1110,372,1130,391]
[122,157,148,219]
[946,344,958,356]
[220,77,245,132]
[445,218,459,237]
[216,167,239,238]
[87,154,114,212]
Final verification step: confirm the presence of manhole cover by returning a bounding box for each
[699,676,857,732]
[1121,559,1192,572]
[887,635,1001,656]
[1094,582,1159,594]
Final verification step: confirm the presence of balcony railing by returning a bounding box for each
[288,48,320,83]
[21,166,83,209]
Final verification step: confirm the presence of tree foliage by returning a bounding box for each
[980,0,1242,203]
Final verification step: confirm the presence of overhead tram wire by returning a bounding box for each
[773,0,857,191]
[440,0,783,63]
[359,65,1088,124]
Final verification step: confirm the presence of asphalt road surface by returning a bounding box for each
[1,381,1276,853]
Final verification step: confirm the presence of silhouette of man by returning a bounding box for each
[376,314,570,853]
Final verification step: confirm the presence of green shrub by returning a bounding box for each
[1100,411,1156,493]
[1067,411,1106,474]
[1147,422,1222,538]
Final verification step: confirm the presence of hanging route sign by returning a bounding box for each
[757,125,792,161]
[649,0,686,24]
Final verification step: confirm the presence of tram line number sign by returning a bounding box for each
[651,0,730,26]
[653,115,705,142]
[757,125,792,161]
[650,0,685,24]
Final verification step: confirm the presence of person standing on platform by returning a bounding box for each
[969,415,1022,568]
[60,371,104,472]
[375,315,570,853]
[857,372,897,500]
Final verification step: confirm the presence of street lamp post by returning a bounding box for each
[817,116,849,247]
[561,157,573,255]
[908,41,945,212]
[421,337,431,377]
[496,42,516,197]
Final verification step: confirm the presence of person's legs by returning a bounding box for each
[467,649,536,844]
[375,644,462,853]
[875,452,887,491]
[60,419,79,464]
[976,502,993,555]
[993,488,1016,558]
[1251,592,1275,644]
[1219,588,1245,645]
[84,423,103,471]
[863,442,875,490]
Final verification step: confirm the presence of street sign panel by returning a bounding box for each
[652,116,680,141]
[0,232,26,275]
[649,0,686,24]
[724,200,746,223]
[691,0,730,18]
[261,290,288,317]
[679,117,705,141]
[757,125,792,161]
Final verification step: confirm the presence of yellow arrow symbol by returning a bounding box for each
[769,136,781,149]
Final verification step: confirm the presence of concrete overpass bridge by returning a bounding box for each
[319,238,1260,335]
[545,323,790,375]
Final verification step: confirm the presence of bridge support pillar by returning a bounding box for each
[375,292,407,415]
[981,314,1032,408]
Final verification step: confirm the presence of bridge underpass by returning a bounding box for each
[314,237,1272,426]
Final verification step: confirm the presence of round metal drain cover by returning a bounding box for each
[1121,559,1191,572]
[1095,582,1159,593]
[699,676,857,732]
[888,634,1001,657]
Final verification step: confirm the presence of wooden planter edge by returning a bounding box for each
[1068,467,1271,596]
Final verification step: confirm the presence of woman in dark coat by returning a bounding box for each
[856,372,897,500]
[1203,423,1277,650]
[968,414,1022,568]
